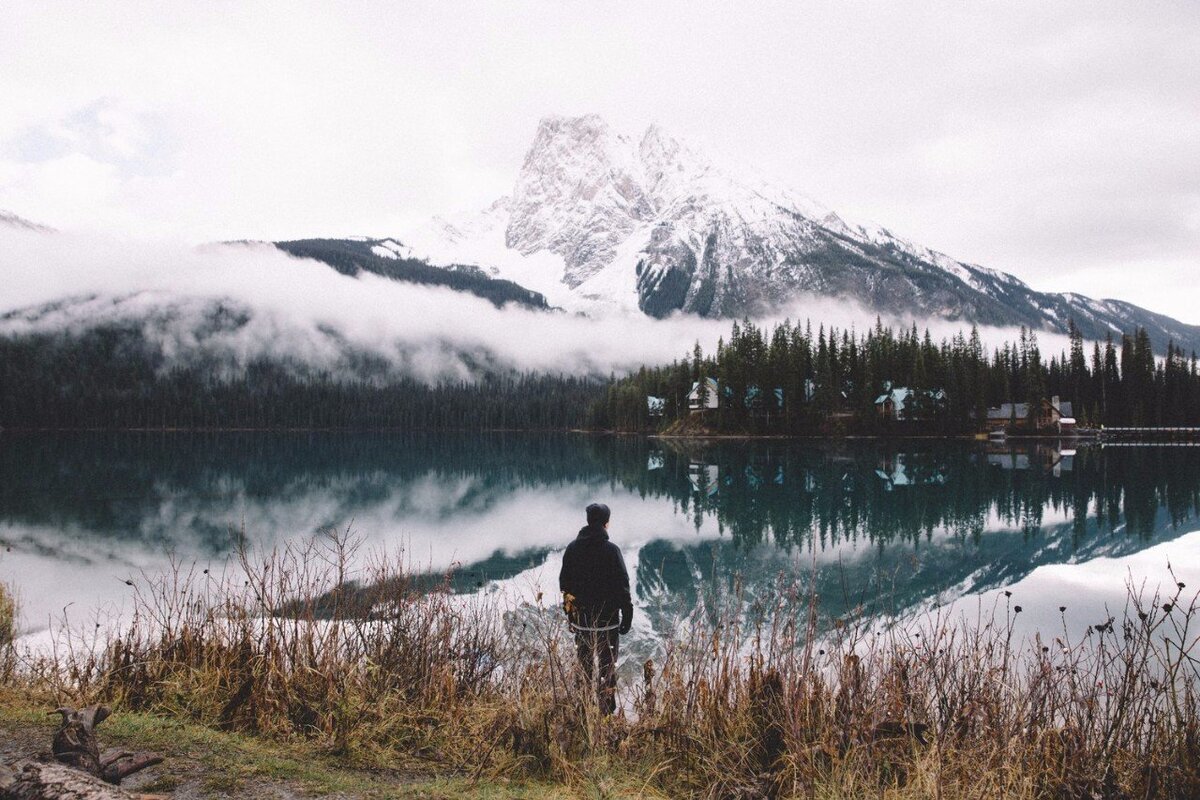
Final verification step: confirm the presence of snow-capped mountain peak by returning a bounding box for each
[496,114,837,306]
[400,115,1200,351]
[506,115,656,287]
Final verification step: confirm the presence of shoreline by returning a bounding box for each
[4,561,1198,800]
[0,426,1107,442]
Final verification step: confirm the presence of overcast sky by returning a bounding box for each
[2,2,1198,321]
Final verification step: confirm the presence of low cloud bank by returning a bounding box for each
[0,228,1073,383]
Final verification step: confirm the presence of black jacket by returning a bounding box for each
[559,524,634,632]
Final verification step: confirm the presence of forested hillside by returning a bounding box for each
[0,323,599,430]
[3,308,1196,434]
[591,318,1200,434]
[274,238,551,310]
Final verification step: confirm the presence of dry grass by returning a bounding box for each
[7,531,1200,799]
[0,581,15,685]
[0,582,14,645]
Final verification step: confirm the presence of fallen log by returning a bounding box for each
[0,760,137,799]
[0,705,163,800]
[51,706,163,784]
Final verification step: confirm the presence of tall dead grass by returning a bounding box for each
[0,581,15,683]
[8,533,1200,799]
[0,582,14,646]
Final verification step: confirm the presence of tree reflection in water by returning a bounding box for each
[0,432,1197,631]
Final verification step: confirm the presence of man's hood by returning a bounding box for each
[576,524,610,543]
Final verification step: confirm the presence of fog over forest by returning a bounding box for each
[0,226,1078,384]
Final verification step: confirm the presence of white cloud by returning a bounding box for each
[0,227,1072,384]
[1,1,1197,320]
[920,531,1200,644]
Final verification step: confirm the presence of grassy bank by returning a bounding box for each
[5,532,1199,799]
[0,687,586,798]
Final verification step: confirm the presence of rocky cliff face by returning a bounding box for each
[505,115,655,287]
[408,115,1200,352]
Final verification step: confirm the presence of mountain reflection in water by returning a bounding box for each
[1,432,1198,636]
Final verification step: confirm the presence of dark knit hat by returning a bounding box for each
[586,502,611,525]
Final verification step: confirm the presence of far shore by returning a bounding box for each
[0,425,1131,443]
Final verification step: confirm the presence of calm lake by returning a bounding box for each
[2,432,1199,644]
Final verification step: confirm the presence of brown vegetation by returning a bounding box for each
[0,583,14,649]
[0,582,15,686]
[6,531,1200,799]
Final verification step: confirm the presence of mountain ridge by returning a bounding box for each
[272,237,551,311]
[404,115,1200,353]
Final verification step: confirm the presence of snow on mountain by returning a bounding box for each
[402,114,1200,352]
[368,238,414,260]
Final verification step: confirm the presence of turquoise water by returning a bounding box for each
[2,432,1198,639]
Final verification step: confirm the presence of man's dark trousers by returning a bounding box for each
[574,627,619,716]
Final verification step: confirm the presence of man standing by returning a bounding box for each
[558,502,633,715]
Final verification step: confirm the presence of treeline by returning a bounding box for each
[0,325,600,430]
[4,316,1197,434]
[591,318,1200,433]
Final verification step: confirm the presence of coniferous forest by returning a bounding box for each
[0,324,600,430]
[590,318,1200,434]
[1,316,1197,432]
